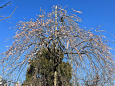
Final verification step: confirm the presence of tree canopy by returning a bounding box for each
[1,6,114,86]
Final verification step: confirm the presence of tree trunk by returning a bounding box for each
[54,71,57,86]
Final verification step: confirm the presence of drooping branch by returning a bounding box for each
[1,6,114,85]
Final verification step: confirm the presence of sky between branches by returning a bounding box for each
[0,0,115,83]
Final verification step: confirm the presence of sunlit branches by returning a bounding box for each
[1,6,114,85]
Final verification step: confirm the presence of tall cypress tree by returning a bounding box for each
[22,47,72,86]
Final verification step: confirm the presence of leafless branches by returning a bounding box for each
[0,1,16,21]
[1,6,114,85]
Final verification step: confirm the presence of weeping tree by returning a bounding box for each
[1,6,114,86]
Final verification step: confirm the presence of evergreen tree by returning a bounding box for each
[22,47,72,86]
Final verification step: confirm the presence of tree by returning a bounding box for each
[0,76,8,86]
[1,6,114,86]
[0,1,16,21]
[0,1,11,8]
[22,47,72,86]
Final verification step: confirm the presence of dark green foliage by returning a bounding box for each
[22,47,72,86]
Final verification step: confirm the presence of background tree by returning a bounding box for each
[1,6,114,85]
[0,1,16,21]
[0,1,11,8]
[22,47,72,86]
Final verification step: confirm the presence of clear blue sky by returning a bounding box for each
[0,0,115,52]
[0,0,115,83]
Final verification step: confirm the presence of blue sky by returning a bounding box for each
[0,0,115,83]
[0,0,115,52]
